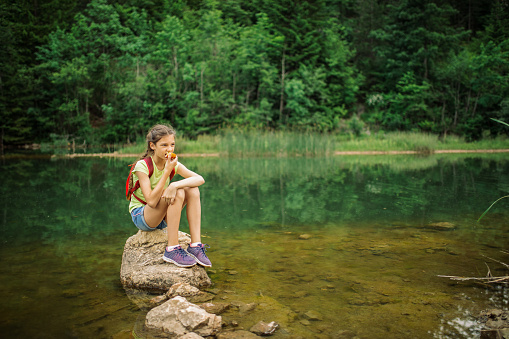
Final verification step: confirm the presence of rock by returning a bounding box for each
[149,294,168,307]
[120,230,211,292]
[480,309,509,329]
[426,222,456,230]
[145,296,221,337]
[250,321,279,336]
[239,302,257,315]
[216,330,260,339]
[303,310,323,321]
[299,234,312,240]
[167,282,202,297]
[111,329,132,339]
[179,333,204,339]
[331,330,357,339]
[166,282,215,303]
[300,319,311,326]
[200,302,231,314]
[501,329,509,338]
[294,291,309,298]
[188,292,215,303]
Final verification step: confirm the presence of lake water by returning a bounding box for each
[0,153,508,338]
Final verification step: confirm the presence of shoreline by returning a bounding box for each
[57,149,509,158]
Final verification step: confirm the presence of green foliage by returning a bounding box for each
[1,0,508,146]
[377,72,434,131]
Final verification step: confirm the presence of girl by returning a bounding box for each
[128,124,211,268]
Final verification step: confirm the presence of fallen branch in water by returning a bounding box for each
[438,252,509,284]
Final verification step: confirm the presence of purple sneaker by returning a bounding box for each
[186,244,212,267]
[163,246,196,267]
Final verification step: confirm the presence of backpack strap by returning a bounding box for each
[144,157,154,178]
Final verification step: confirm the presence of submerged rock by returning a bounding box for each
[166,282,202,298]
[480,309,509,328]
[145,296,221,337]
[250,321,279,335]
[199,302,231,315]
[479,309,509,339]
[149,282,212,307]
[303,310,323,321]
[425,222,456,230]
[120,230,211,292]
[216,330,259,339]
[179,333,204,339]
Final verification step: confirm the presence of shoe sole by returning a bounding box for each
[162,255,196,267]
[187,253,212,267]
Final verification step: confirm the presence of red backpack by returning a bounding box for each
[126,157,175,204]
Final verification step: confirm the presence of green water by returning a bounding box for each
[1,153,508,338]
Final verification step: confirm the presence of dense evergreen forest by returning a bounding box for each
[1,0,508,146]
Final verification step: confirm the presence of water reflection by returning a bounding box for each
[0,154,508,338]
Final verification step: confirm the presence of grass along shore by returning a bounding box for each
[115,131,509,157]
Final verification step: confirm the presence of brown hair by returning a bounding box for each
[140,124,176,160]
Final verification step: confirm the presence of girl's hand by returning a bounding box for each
[164,154,178,173]
[162,184,177,205]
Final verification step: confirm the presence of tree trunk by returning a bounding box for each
[424,56,428,80]
[200,66,205,111]
[279,47,286,123]
[472,93,479,117]
[232,72,236,102]
[453,82,460,127]
[465,89,471,116]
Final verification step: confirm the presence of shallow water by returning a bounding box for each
[0,153,508,338]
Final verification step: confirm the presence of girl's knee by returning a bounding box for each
[185,187,200,199]
[175,188,186,201]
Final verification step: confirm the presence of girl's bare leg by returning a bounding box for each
[165,189,186,246]
[183,187,202,244]
[143,188,200,246]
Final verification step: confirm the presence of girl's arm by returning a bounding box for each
[162,163,205,204]
[172,163,205,189]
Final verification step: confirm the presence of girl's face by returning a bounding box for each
[150,134,175,158]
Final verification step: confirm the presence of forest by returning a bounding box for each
[1,0,508,146]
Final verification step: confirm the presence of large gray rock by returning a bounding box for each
[120,230,211,292]
[145,296,222,337]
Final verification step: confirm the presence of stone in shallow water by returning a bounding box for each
[166,282,202,298]
[199,302,231,315]
[120,230,211,292]
[303,310,323,321]
[145,296,221,337]
[149,294,168,307]
[216,330,259,339]
[425,222,456,230]
[249,321,279,336]
[233,302,257,315]
[294,291,309,298]
[480,309,509,329]
[179,333,204,339]
[299,234,312,240]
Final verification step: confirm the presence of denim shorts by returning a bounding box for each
[131,206,167,231]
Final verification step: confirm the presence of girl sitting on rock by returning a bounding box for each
[127,124,211,268]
